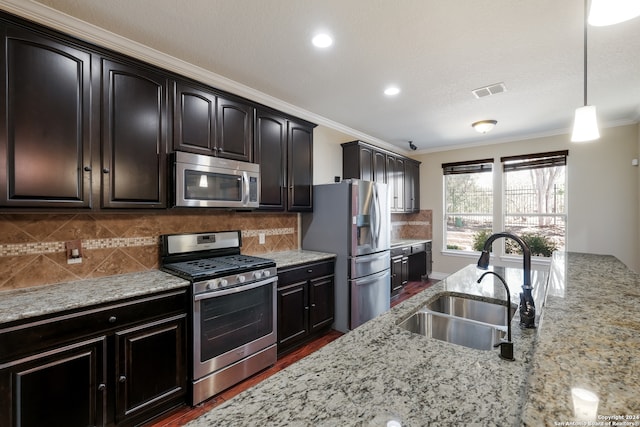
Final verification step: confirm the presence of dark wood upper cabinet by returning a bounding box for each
[216,96,253,162]
[256,109,315,212]
[287,120,314,212]
[173,81,216,154]
[255,109,287,210]
[101,58,168,208]
[0,23,92,208]
[342,140,420,213]
[174,81,253,162]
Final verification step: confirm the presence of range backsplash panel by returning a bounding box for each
[0,211,297,291]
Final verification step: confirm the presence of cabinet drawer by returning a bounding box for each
[0,289,187,363]
[391,246,410,257]
[411,243,426,254]
[278,260,335,286]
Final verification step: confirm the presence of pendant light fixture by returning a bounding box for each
[588,0,640,26]
[571,0,600,142]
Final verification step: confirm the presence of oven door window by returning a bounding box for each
[199,284,273,361]
[184,169,242,201]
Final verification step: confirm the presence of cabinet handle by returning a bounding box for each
[304,306,309,310]
[83,166,92,172]
[119,375,126,383]
[307,269,313,273]
[98,383,106,391]
[108,316,117,323]
[102,168,110,174]
[311,303,316,307]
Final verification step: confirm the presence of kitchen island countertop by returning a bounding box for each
[186,252,640,426]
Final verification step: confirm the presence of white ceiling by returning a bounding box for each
[7,0,640,153]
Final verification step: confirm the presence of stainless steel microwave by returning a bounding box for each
[172,151,260,209]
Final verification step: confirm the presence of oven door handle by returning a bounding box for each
[194,276,277,301]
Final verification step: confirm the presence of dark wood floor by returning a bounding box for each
[147,279,436,427]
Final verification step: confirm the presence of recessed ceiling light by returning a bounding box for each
[312,33,333,48]
[384,86,400,96]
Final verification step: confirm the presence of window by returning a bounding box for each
[501,151,567,257]
[443,159,493,251]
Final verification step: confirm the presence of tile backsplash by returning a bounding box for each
[0,209,433,292]
[0,211,297,291]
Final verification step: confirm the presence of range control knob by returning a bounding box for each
[253,271,263,279]
[206,280,218,290]
[219,279,228,287]
[263,270,271,277]
[237,275,246,283]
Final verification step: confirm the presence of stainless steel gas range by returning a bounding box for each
[160,230,277,406]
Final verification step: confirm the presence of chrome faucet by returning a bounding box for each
[477,271,514,361]
[477,232,536,328]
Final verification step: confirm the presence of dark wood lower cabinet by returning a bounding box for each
[114,315,186,426]
[277,260,335,355]
[0,336,107,427]
[0,289,187,427]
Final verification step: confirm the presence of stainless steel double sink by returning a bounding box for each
[398,293,516,351]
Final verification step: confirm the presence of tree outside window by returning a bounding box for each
[443,159,493,252]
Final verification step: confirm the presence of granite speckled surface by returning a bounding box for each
[522,252,640,426]
[186,252,640,426]
[265,249,336,269]
[390,238,432,248]
[0,250,333,325]
[0,270,189,324]
[186,262,550,426]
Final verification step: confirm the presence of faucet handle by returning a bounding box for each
[494,340,515,361]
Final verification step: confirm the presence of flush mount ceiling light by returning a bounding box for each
[588,0,640,26]
[312,33,333,48]
[471,120,497,134]
[571,0,600,142]
[384,86,400,96]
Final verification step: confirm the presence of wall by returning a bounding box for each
[312,125,355,184]
[0,211,297,291]
[414,123,640,275]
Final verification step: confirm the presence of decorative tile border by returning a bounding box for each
[242,228,295,237]
[0,228,296,257]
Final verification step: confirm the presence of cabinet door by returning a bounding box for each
[373,151,387,183]
[216,96,253,162]
[0,337,106,427]
[390,256,403,296]
[287,120,313,212]
[277,281,309,348]
[401,257,409,287]
[101,59,168,208]
[114,315,186,425]
[173,80,216,154]
[255,109,286,210]
[404,160,420,212]
[0,25,92,208]
[358,145,374,181]
[309,275,334,332]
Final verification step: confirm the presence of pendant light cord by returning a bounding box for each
[583,0,588,106]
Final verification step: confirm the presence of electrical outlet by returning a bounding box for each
[65,240,83,264]
[259,233,266,244]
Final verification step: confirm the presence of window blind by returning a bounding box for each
[442,158,493,175]
[501,150,568,172]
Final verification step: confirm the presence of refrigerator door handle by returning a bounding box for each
[372,184,381,248]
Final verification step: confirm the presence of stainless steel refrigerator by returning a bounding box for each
[302,179,391,333]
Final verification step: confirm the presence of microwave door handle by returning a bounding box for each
[242,171,250,206]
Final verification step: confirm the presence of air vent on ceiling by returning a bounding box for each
[472,82,507,99]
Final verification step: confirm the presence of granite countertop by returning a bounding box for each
[391,238,431,248]
[265,249,336,269]
[0,270,190,324]
[0,249,333,325]
[187,252,640,426]
[187,262,549,426]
